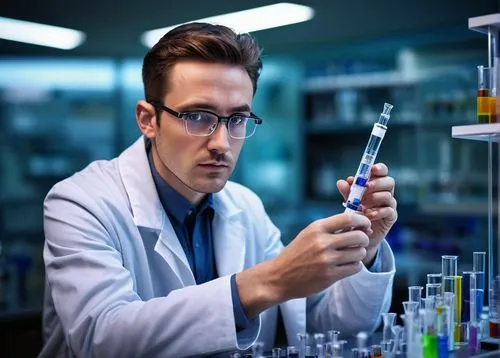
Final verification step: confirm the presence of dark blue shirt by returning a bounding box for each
[147,145,250,329]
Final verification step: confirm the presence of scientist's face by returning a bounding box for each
[136,61,253,204]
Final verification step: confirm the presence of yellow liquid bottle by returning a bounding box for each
[477,88,490,123]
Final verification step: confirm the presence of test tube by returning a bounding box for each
[477,65,490,123]
[454,276,463,343]
[443,292,456,351]
[462,271,472,323]
[436,305,450,358]
[473,252,486,318]
[408,286,423,304]
[469,272,480,354]
[442,255,458,277]
[489,276,500,338]
[427,273,442,285]
[422,307,437,357]
[426,283,441,298]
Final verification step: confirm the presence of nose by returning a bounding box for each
[207,122,231,154]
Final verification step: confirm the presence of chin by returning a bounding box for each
[192,179,227,194]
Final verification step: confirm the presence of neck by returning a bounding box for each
[151,143,205,206]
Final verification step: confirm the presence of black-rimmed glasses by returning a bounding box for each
[148,100,263,139]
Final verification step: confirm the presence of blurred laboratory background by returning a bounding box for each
[0,0,499,356]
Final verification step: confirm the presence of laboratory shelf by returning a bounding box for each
[469,13,500,34]
[452,123,500,142]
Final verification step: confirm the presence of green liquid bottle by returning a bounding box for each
[422,334,438,358]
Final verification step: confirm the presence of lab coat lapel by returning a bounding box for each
[212,194,246,277]
[155,218,196,286]
[119,136,194,286]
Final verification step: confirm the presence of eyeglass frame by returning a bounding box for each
[148,100,263,139]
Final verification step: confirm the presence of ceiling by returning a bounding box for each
[0,0,498,60]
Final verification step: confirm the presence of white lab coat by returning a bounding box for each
[41,136,395,358]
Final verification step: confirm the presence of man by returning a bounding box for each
[41,23,396,357]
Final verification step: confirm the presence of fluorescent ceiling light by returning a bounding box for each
[0,16,86,50]
[141,2,314,48]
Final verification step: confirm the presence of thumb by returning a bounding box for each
[337,179,351,201]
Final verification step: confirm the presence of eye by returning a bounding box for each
[229,116,247,126]
[185,112,212,122]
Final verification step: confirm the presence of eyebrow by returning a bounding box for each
[178,102,251,114]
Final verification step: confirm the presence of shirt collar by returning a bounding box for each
[146,139,214,223]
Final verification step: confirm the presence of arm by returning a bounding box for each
[43,182,247,358]
[306,240,395,336]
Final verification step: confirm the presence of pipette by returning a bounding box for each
[344,103,393,213]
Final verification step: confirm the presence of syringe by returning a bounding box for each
[344,103,393,213]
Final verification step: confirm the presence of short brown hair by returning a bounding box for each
[142,22,263,102]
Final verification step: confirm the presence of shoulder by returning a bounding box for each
[45,158,125,208]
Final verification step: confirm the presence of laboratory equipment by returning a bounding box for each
[426,283,441,298]
[477,65,491,123]
[297,333,308,358]
[422,308,437,358]
[441,256,457,278]
[380,340,393,358]
[454,276,463,343]
[436,304,450,358]
[409,286,423,305]
[490,276,500,338]
[391,325,404,355]
[252,342,264,358]
[354,332,369,358]
[272,348,282,358]
[427,273,442,285]
[381,312,396,343]
[443,292,456,351]
[403,301,420,357]
[371,345,382,358]
[314,333,325,358]
[462,271,472,323]
[469,272,480,354]
[343,103,393,213]
[287,346,299,358]
[473,252,486,318]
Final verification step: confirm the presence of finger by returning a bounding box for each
[328,230,370,249]
[371,163,388,177]
[334,247,367,265]
[365,176,395,195]
[336,179,350,201]
[364,206,398,222]
[360,192,395,210]
[320,212,371,233]
[333,261,363,277]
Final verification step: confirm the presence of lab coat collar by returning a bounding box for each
[118,136,243,229]
[118,136,164,230]
[118,136,246,285]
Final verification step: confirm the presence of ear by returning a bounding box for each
[136,100,158,139]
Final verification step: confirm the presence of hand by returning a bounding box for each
[270,213,372,300]
[337,163,397,265]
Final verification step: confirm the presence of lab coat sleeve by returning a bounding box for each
[306,240,395,337]
[43,181,249,358]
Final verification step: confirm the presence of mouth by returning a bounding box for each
[198,162,230,172]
